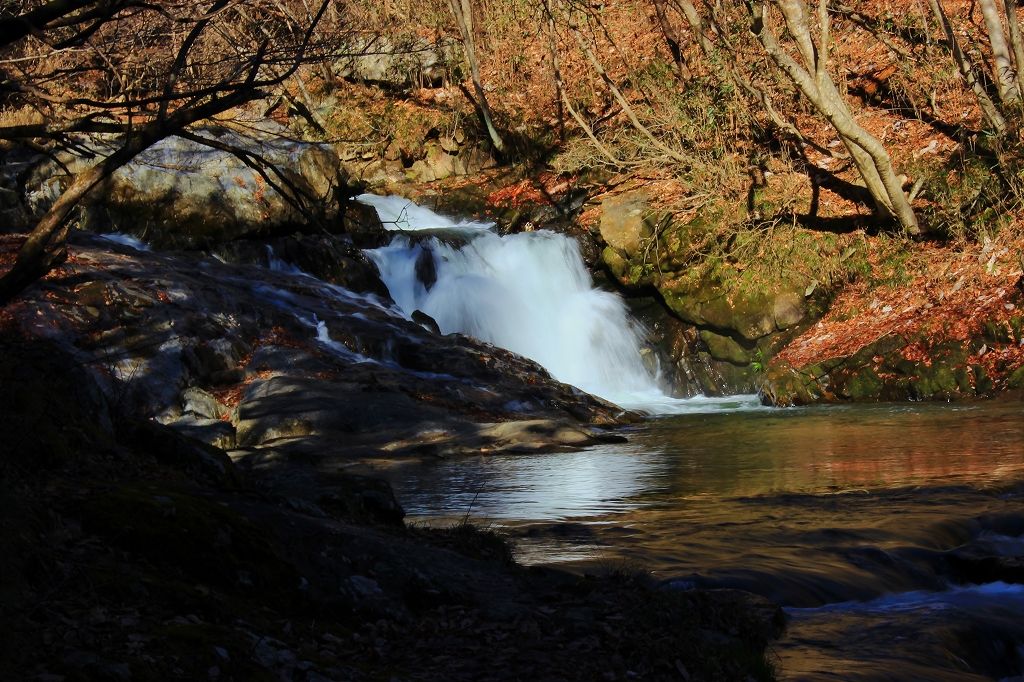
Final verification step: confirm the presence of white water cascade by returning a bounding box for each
[360,194,757,414]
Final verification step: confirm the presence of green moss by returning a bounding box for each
[973,365,995,394]
[759,363,822,406]
[602,246,629,281]
[699,329,755,365]
[838,367,884,400]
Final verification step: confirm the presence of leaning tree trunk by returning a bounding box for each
[0,89,254,305]
[928,0,1008,135]
[448,0,505,155]
[980,0,1019,104]
[1003,0,1024,103]
[750,0,920,234]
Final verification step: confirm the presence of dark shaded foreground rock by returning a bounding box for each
[4,231,628,468]
[0,331,782,682]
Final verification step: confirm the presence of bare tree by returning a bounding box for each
[748,0,921,234]
[980,0,1019,104]
[926,0,1024,137]
[927,0,1008,135]
[448,0,505,154]
[0,0,334,304]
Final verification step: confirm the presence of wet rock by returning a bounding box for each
[212,233,390,297]
[698,329,754,366]
[411,309,441,334]
[947,549,1024,585]
[624,296,760,397]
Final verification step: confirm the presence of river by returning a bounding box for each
[356,195,1024,679]
[380,401,1024,680]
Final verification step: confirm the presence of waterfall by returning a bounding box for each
[361,194,756,414]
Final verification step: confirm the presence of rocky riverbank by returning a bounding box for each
[0,327,783,682]
[0,128,787,680]
[0,233,783,680]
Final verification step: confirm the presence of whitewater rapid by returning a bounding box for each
[359,194,760,414]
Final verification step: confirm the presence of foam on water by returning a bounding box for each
[787,581,1024,615]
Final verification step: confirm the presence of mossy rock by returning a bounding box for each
[835,366,885,400]
[699,329,755,365]
[599,191,657,257]
[1008,365,1024,389]
[658,261,811,340]
[759,362,823,406]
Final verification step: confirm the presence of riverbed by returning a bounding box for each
[380,401,1024,680]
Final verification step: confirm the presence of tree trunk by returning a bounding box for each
[449,0,505,154]
[980,0,1018,103]
[928,0,1008,135]
[1003,0,1024,106]
[0,132,160,305]
[565,13,688,163]
[0,88,255,305]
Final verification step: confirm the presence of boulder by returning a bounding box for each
[599,191,656,257]
[73,129,350,249]
[336,35,453,89]
[212,233,391,297]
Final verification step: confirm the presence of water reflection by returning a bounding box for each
[388,402,1024,523]
[383,401,1024,680]
[645,402,1024,498]
[387,443,668,521]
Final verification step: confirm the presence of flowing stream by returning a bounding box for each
[379,401,1024,680]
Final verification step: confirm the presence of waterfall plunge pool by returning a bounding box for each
[380,400,1024,680]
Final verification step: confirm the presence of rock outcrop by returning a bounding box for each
[759,278,1024,405]
[4,233,628,474]
[9,127,361,249]
[598,190,826,396]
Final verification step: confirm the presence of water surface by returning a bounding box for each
[382,401,1024,680]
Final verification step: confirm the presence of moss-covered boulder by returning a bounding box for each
[599,191,660,258]
[760,333,1016,405]
[597,200,839,394]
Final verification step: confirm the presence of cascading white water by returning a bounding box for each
[360,194,759,414]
